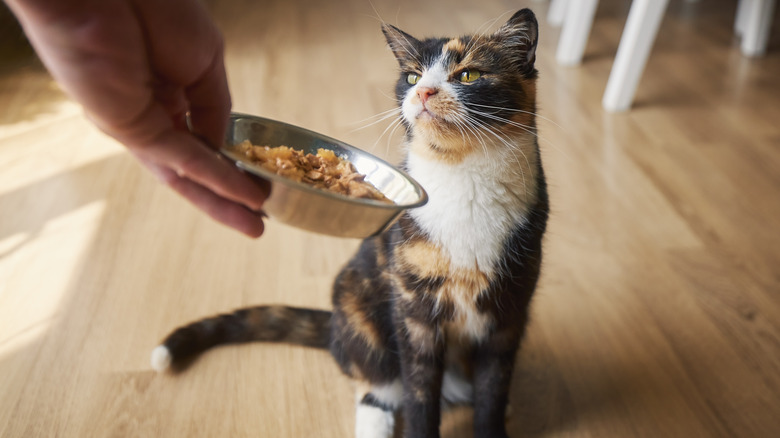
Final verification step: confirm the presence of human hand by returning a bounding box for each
[5,0,269,237]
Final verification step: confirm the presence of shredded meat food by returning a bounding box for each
[230,141,393,203]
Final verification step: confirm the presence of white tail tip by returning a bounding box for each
[150,345,172,372]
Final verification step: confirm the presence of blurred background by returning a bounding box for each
[0,0,778,437]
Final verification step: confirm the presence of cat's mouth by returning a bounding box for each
[416,104,451,123]
[418,108,437,120]
[414,107,460,138]
[405,100,459,133]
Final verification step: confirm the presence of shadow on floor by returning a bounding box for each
[0,4,68,127]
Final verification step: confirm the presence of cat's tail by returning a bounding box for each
[150,306,332,372]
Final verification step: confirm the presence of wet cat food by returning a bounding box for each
[229,140,392,203]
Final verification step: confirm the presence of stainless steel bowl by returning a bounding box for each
[222,113,428,238]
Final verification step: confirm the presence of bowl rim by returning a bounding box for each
[223,113,428,210]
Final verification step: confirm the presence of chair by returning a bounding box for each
[549,0,777,112]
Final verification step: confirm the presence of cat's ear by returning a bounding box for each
[495,8,539,76]
[382,23,421,65]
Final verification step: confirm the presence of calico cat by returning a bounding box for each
[151,8,548,438]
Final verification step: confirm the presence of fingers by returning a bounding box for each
[132,0,232,150]
[131,0,222,79]
[130,122,270,212]
[7,0,265,237]
[140,160,266,238]
[185,43,232,150]
[8,0,157,133]
[151,82,189,132]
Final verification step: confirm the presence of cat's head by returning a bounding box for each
[382,9,538,162]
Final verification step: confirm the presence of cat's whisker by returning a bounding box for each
[467,108,546,142]
[451,119,467,145]
[466,122,490,158]
[466,11,511,52]
[467,108,571,161]
[374,87,400,104]
[365,0,384,24]
[350,117,400,136]
[350,106,400,123]
[389,26,421,59]
[457,115,490,157]
[465,102,564,131]
[349,108,402,132]
[452,113,480,151]
[466,108,536,130]
[465,123,487,156]
[465,115,530,193]
[360,13,385,24]
[458,117,498,170]
[464,37,493,58]
[472,14,504,39]
[451,116,477,151]
[468,110,540,146]
[370,116,403,153]
[467,117,525,164]
[466,111,570,164]
[384,118,405,158]
[473,117,531,169]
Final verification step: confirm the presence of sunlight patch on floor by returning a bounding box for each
[0,97,80,140]
[0,200,105,360]
[0,117,124,197]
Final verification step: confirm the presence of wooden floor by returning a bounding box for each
[1,0,779,437]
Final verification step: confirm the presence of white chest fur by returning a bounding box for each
[406,145,537,275]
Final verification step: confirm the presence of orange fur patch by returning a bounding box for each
[443,38,466,54]
[395,240,450,278]
[395,238,494,340]
[374,239,387,268]
[397,240,490,282]
[441,269,493,340]
[407,134,470,165]
[340,293,382,349]
[404,317,436,352]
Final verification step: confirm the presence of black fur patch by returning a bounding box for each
[360,393,396,412]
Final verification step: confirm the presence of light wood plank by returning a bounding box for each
[1,0,779,437]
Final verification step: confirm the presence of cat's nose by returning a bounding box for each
[417,87,438,104]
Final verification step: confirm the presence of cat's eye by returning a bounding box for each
[407,73,420,85]
[458,69,481,83]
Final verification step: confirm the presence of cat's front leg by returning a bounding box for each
[399,317,445,438]
[472,326,522,438]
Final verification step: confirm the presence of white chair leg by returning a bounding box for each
[602,0,671,112]
[548,0,569,27]
[735,0,752,36]
[741,0,776,56]
[555,0,599,66]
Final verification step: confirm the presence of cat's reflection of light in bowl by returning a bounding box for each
[222,113,428,238]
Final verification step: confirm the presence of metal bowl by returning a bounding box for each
[221,113,427,238]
